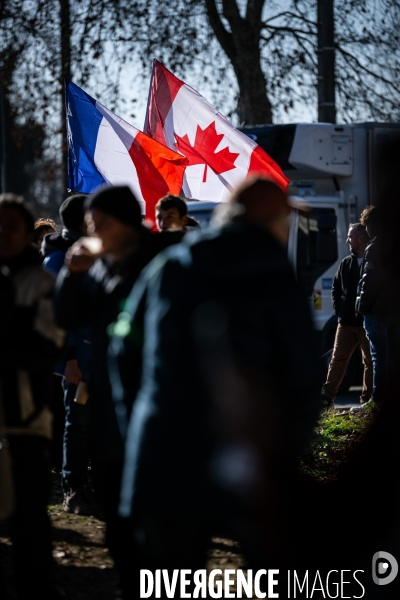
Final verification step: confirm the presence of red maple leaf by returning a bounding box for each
[175,121,239,182]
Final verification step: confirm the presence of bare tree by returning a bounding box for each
[1,0,399,198]
[115,0,400,124]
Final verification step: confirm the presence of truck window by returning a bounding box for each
[297,208,337,296]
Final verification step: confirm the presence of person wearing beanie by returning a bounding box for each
[108,176,320,595]
[54,184,185,598]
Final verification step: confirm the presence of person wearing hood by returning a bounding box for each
[41,194,87,275]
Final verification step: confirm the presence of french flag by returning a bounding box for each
[66,80,188,220]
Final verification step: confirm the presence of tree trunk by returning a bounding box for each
[232,44,272,125]
[60,0,71,193]
[205,0,272,125]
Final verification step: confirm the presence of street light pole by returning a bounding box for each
[0,66,7,193]
[317,0,336,123]
[60,0,71,194]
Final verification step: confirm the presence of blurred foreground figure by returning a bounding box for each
[111,177,320,597]
[0,194,65,599]
[54,185,185,596]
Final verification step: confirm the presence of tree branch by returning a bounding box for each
[262,10,316,27]
[204,0,236,62]
[337,45,400,93]
[245,0,265,28]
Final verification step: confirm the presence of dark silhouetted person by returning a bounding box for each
[354,205,400,410]
[0,194,65,600]
[110,177,320,597]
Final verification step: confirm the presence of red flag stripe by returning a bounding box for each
[129,131,187,226]
[248,145,289,191]
[144,60,184,146]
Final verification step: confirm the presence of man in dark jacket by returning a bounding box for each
[111,177,320,597]
[354,205,400,409]
[321,223,371,408]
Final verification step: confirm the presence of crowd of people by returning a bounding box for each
[0,176,399,599]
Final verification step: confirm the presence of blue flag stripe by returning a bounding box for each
[66,80,107,192]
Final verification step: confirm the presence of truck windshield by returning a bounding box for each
[297,207,337,296]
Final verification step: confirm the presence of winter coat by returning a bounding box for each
[112,220,321,520]
[0,247,65,438]
[331,253,363,326]
[41,227,91,378]
[356,237,400,316]
[42,228,80,276]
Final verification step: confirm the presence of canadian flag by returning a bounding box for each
[66,80,188,223]
[144,60,289,202]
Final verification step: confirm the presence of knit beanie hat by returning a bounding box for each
[84,186,142,229]
[59,194,87,232]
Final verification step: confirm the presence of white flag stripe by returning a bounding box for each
[164,84,257,200]
[93,116,146,213]
[95,102,139,149]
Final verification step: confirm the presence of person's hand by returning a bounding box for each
[64,359,82,385]
[65,238,99,273]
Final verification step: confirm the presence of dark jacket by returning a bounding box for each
[54,229,185,462]
[42,227,91,375]
[331,253,363,326]
[113,221,321,520]
[0,247,65,438]
[42,228,80,276]
[356,236,400,316]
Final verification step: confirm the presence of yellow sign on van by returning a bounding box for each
[314,290,322,310]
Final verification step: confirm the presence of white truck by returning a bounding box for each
[187,122,400,388]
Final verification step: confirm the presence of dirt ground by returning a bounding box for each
[0,475,246,600]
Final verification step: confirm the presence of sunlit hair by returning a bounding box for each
[33,218,57,243]
[34,217,57,231]
[360,206,380,227]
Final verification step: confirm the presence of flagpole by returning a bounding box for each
[60,0,71,193]
[143,59,156,133]
[0,66,7,194]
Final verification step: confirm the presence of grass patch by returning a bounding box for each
[300,403,377,481]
